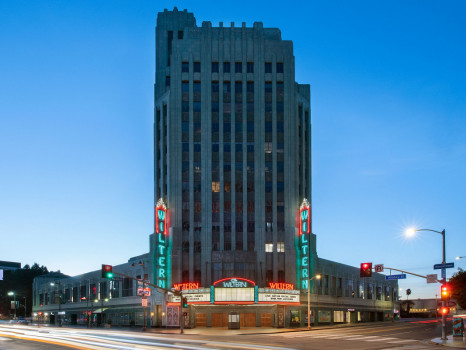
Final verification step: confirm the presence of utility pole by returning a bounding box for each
[180,291,184,334]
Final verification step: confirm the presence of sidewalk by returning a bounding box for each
[430,335,466,349]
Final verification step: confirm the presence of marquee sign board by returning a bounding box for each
[172,294,211,303]
[259,293,300,303]
[298,199,311,290]
[155,198,168,289]
[213,277,255,288]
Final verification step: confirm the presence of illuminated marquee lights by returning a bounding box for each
[173,282,200,291]
[268,282,294,290]
[155,198,168,289]
[298,198,311,290]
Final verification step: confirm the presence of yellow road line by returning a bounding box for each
[0,333,95,350]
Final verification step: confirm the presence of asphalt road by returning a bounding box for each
[0,318,454,350]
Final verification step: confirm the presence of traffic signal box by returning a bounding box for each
[102,264,114,279]
[182,297,188,308]
[360,263,372,278]
[441,284,450,301]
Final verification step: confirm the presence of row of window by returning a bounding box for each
[35,278,138,306]
[181,61,284,74]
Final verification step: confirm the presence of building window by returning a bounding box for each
[165,76,170,86]
[212,62,219,73]
[223,62,230,73]
[122,277,133,297]
[265,62,272,73]
[276,62,284,73]
[265,243,273,252]
[277,242,285,252]
[235,62,242,73]
[193,61,201,73]
[266,221,273,232]
[182,61,189,72]
[247,62,254,73]
[178,30,183,39]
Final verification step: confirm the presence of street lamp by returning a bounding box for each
[307,274,321,330]
[405,227,447,340]
[455,256,465,260]
[50,281,62,327]
[132,260,148,331]
[7,292,16,319]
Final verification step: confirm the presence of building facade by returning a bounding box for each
[153,8,398,328]
[32,253,162,327]
[154,6,310,293]
[33,8,398,329]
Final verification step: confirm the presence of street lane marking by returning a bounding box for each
[387,339,417,343]
[0,333,92,350]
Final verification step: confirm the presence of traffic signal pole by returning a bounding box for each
[180,291,183,334]
[441,229,446,341]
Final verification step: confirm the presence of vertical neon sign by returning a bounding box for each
[299,198,311,290]
[155,198,168,289]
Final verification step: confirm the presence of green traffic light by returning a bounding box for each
[107,272,114,279]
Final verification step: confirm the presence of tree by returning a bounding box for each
[0,263,49,318]
[449,268,466,309]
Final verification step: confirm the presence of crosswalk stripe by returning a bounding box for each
[387,339,417,343]
[365,337,397,342]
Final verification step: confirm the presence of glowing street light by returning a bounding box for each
[405,227,447,340]
[8,292,16,319]
[307,274,321,330]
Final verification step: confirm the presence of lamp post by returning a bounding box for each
[455,256,465,260]
[50,281,62,327]
[7,292,16,319]
[406,228,447,340]
[307,274,321,330]
[132,260,148,331]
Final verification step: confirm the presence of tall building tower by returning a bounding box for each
[154,8,311,291]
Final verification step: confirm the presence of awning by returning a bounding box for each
[92,308,108,314]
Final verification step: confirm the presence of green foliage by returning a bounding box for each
[449,268,466,309]
[0,263,48,318]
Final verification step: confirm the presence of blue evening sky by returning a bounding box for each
[1,1,465,299]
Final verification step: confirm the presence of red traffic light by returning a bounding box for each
[360,262,372,278]
[441,284,450,301]
[441,307,449,315]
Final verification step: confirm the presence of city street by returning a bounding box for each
[0,319,454,350]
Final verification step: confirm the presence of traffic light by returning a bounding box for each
[360,263,372,277]
[102,264,114,279]
[182,297,188,308]
[441,284,450,301]
[441,307,449,315]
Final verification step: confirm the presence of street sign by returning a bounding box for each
[434,263,454,269]
[426,274,437,283]
[137,287,151,296]
[374,264,384,273]
[441,268,446,279]
[385,274,406,280]
[447,301,456,307]
[141,298,148,307]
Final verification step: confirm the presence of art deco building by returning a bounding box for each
[31,9,398,329]
[154,7,311,290]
